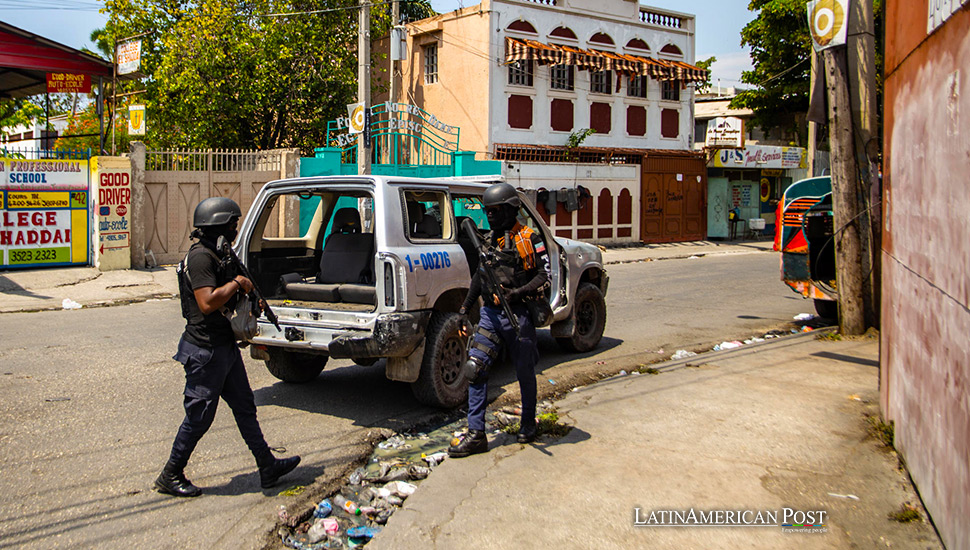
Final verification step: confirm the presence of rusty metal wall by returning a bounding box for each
[882,3,970,549]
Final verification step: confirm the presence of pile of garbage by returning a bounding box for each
[280,403,559,549]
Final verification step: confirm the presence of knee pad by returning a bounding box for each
[462,357,489,383]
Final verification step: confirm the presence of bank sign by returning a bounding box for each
[1,158,90,268]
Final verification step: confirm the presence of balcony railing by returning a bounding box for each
[639,9,684,29]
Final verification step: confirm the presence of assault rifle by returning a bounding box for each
[460,218,520,339]
[216,235,282,332]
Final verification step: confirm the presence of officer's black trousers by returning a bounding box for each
[165,337,272,471]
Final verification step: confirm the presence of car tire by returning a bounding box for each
[353,357,380,367]
[411,311,469,408]
[814,298,839,320]
[556,282,607,353]
[265,348,328,383]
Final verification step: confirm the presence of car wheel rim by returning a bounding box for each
[577,299,596,336]
[440,336,463,386]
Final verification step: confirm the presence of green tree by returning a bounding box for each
[695,56,717,90]
[101,0,433,153]
[730,0,812,145]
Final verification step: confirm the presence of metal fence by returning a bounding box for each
[0,147,91,160]
[145,148,283,172]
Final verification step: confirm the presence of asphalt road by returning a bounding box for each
[0,249,814,549]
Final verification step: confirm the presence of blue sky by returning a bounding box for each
[2,0,754,87]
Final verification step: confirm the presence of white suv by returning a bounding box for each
[236,175,608,408]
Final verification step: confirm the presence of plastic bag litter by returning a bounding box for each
[407,464,431,480]
[671,349,697,360]
[61,298,82,310]
[794,313,816,321]
[383,480,416,498]
[713,341,743,351]
[422,452,447,467]
[313,499,333,519]
[377,436,407,450]
[348,467,366,485]
[347,526,380,541]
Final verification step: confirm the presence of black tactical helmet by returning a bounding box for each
[482,182,521,208]
[193,197,242,228]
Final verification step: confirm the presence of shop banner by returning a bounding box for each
[1,157,90,268]
[711,145,808,170]
[47,73,92,94]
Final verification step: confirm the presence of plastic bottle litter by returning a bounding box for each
[333,494,361,516]
[348,467,366,485]
[61,298,82,310]
[383,480,417,498]
[313,499,333,519]
[671,349,697,360]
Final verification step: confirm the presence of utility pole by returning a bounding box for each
[847,0,879,327]
[824,47,866,335]
[389,0,399,105]
[357,0,372,175]
[808,52,819,176]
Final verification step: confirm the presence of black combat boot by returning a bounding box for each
[258,455,301,488]
[517,422,537,444]
[448,429,488,458]
[155,464,202,497]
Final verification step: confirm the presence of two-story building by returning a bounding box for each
[374,0,709,244]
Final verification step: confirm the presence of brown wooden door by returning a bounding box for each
[640,154,707,243]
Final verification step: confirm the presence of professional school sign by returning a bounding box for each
[1,157,90,268]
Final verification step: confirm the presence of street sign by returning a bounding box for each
[128,105,146,136]
[807,0,848,52]
[117,40,142,75]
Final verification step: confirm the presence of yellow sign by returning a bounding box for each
[347,102,365,134]
[128,105,146,136]
[6,192,70,209]
[807,0,848,52]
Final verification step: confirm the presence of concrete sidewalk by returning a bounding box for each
[371,333,941,550]
[0,240,772,314]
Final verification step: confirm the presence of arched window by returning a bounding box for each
[589,32,614,46]
[625,38,650,52]
[618,188,632,238]
[506,20,536,34]
[550,26,577,40]
[660,44,683,56]
[597,189,614,239]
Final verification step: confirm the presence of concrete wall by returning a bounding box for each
[882,3,970,549]
[502,161,639,243]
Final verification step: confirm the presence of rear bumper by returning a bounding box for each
[250,311,430,358]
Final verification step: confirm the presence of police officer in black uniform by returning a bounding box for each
[155,197,300,497]
[449,183,550,458]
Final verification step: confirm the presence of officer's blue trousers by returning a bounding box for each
[467,304,538,432]
[166,337,272,470]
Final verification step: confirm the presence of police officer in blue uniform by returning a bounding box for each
[155,197,300,497]
[449,183,551,458]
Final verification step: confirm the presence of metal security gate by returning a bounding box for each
[136,148,298,265]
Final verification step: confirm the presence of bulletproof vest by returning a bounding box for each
[177,244,233,320]
[480,234,529,296]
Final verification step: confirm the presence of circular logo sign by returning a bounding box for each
[810,0,846,48]
[350,104,365,133]
[116,205,128,216]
